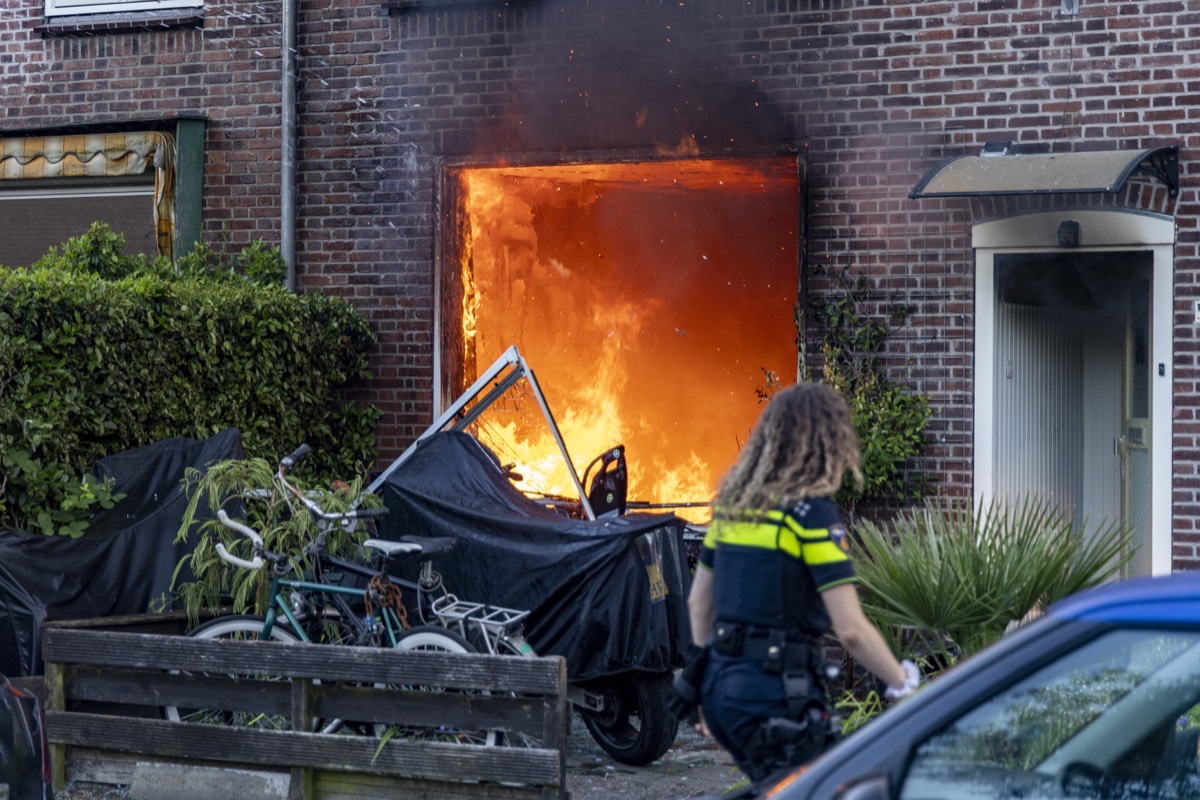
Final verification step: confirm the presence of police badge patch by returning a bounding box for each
[829,523,851,552]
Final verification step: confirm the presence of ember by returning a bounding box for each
[454,157,800,522]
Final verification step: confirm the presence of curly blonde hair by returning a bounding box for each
[714,382,863,514]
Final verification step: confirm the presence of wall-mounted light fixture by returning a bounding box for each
[980,140,1011,158]
[1058,220,1081,247]
[1061,0,1080,16]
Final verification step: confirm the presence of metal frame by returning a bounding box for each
[365,345,596,520]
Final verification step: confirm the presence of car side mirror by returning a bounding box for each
[835,774,891,800]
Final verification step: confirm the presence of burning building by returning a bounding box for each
[444,157,801,517]
[1,1,1196,572]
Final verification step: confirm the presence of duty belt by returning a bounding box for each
[711,621,815,674]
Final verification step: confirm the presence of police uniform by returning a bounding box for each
[697,496,855,781]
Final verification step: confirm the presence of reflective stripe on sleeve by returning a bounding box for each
[783,515,851,567]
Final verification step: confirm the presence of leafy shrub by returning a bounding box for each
[804,269,930,512]
[825,496,1133,738]
[0,223,379,536]
[851,495,1135,663]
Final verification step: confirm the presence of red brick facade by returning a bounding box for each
[3,0,1196,567]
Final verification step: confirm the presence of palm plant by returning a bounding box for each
[851,495,1135,665]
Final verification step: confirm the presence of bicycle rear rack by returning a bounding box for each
[431,598,530,635]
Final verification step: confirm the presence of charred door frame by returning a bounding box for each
[972,208,1175,576]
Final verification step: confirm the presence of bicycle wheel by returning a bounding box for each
[395,624,476,655]
[163,614,300,730]
[489,634,544,749]
[386,625,501,746]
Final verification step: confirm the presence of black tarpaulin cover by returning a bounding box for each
[377,431,692,681]
[0,428,243,677]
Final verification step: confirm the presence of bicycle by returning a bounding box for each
[276,443,535,659]
[166,444,537,743]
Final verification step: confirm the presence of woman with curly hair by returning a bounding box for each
[670,382,919,782]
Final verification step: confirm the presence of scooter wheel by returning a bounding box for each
[577,670,679,766]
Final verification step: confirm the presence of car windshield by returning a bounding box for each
[900,629,1200,800]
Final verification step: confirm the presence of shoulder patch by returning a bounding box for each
[787,497,842,529]
[829,523,851,553]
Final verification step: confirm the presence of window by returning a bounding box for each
[45,0,201,18]
[900,630,1200,799]
[0,185,157,269]
[0,120,206,265]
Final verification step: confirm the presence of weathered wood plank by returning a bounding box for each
[46,712,564,787]
[65,753,556,800]
[540,657,570,789]
[292,680,315,800]
[63,665,548,737]
[43,609,207,635]
[64,749,246,786]
[313,770,552,800]
[46,660,66,792]
[67,665,293,716]
[44,629,564,694]
[63,748,140,785]
[43,621,568,797]
[312,684,546,737]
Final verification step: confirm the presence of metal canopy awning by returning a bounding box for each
[909,146,1178,199]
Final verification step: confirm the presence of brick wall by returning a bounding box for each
[5,0,1199,562]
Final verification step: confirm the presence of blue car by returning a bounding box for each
[714,571,1200,800]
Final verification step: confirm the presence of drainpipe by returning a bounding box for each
[281,0,298,290]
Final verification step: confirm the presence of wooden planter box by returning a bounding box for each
[41,620,569,800]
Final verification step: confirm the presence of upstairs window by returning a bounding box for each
[46,0,201,17]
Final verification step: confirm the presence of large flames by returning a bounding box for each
[456,157,800,523]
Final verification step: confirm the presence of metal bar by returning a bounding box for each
[447,368,525,432]
[365,346,522,493]
[365,346,594,520]
[281,0,297,288]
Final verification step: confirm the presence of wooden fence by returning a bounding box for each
[40,623,570,799]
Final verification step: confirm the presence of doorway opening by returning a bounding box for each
[441,156,802,521]
[973,209,1174,576]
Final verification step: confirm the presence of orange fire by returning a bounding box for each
[457,157,801,523]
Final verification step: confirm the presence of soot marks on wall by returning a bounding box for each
[406,3,798,157]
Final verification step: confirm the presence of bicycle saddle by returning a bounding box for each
[364,535,456,561]
[399,535,457,560]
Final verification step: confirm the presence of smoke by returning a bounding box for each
[465,2,795,156]
[996,251,1150,330]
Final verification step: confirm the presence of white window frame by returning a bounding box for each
[46,0,201,17]
[0,184,154,202]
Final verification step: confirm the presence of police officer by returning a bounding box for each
[670,382,919,782]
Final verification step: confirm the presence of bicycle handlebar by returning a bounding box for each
[282,443,312,467]
[215,509,265,570]
[349,507,389,520]
[274,444,389,526]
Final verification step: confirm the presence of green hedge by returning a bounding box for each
[0,223,380,536]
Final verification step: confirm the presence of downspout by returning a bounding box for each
[281,0,298,290]
[796,140,810,383]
